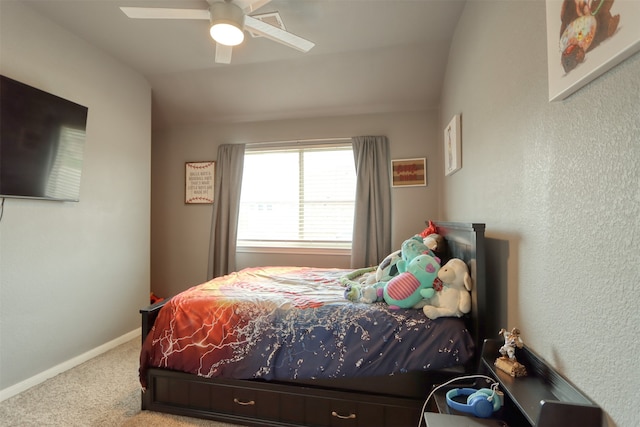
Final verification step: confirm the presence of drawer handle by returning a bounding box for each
[233,398,255,406]
[331,411,356,420]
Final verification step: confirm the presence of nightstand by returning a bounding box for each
[425,379,523,426]
[424,339,602,427]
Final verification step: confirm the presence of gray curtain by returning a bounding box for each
[207,143,245,279]
[351,136,392,268]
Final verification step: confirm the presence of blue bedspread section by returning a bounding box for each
[236,301,474,380]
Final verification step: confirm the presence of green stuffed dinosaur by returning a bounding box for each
[382,252,440,309]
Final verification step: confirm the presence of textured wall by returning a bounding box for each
[0,2,151,392]
[441,1,639,426]
[152,111,441,297]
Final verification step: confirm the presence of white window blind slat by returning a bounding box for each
[237,143,356,249]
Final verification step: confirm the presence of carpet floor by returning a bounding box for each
[0,338,242,426]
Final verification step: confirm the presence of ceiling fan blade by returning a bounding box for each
[120,7,209,20]
[244,15,314,53]
[215,43,233,64]
[234,0,272,14]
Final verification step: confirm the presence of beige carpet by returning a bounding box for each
[0,338,242,426]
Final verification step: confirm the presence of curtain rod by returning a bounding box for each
[245,137,351,148]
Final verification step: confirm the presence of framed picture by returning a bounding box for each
[185,161,215,204]
[444,114,461,176]
[391,158,427,187]
[546,0,640,102]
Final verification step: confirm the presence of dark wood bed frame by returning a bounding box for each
[140,222,494,426]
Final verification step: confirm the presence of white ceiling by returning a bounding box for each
[22,0,466,128]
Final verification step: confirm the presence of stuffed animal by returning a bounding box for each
[423,233,451,266]
[421,258,472,319]
[341,266,384,304]
[400,235,430,264]
[373,235,430,284]
[344,234,434,304]
[419,220,438,240]
[344,281,385,304]
[382,252,440,309]
[374,249,402,283]
[420,220,451,264]
[353,231,446,306]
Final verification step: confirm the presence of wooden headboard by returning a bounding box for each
[433,221,488,366]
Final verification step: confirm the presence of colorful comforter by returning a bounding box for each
[139,266,474,388]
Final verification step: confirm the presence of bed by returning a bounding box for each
[139,221,493,426]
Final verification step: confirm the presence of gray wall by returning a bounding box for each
[440,2,639,426]
[151,110,442,298]
[0,2,151,392]
[5,1,636,425]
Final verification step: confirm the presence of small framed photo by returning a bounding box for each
[391,158,427,187]
[444,114,461,176]
[185,161,215,204]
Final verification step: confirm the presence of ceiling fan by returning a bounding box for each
[120,0,315,64]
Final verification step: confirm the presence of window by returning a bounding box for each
[237,142,356,252]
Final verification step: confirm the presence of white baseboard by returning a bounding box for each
[0,329,140,402]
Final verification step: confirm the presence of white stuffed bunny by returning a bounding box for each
[422,258,472,319]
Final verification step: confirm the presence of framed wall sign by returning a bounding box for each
[546,0,640,101]
[185,161,215,204]
[391,158,427,187]
[444,114,461,176]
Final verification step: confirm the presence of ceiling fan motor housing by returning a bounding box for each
[209,2,245,46]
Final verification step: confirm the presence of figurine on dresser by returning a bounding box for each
[495,328,527,377]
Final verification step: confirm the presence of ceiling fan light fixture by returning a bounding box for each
[209,2,245,46]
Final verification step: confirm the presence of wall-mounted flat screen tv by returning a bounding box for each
[0,75,88,202]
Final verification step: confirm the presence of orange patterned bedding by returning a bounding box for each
[140,266,474,388]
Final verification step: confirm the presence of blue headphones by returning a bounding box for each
[445,387,501,418]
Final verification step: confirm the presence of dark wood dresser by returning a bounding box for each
[426,339,602,427]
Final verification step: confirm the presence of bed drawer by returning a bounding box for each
[147,373,306,424]
[144,369,422,427]
[304,394,420,427]
[229,386,306,423]
[308,397,386,426]
[223,384,419,426]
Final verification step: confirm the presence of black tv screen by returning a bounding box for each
[0,75,88,202]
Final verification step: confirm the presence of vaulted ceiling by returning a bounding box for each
[23,0,466,128]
